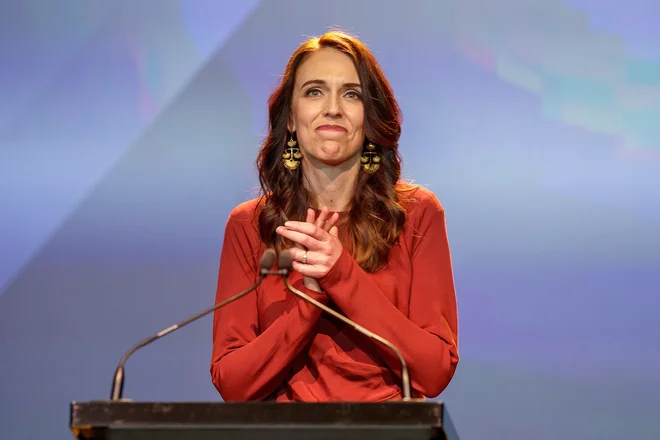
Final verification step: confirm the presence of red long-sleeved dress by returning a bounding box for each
[210,186,459,401]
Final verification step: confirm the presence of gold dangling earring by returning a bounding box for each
[282,132,302,170]
[360,142,381,174]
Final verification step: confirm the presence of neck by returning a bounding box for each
[302,155,360,212]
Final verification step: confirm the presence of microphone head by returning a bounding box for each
[278,249,293,272]
[260,248,277,272]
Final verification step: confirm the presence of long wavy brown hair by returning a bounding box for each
[256,30,416,273]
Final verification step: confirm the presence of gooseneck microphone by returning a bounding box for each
[109,249,277,401]
[276,250,413,401]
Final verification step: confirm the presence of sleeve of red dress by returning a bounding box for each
[318,195,459,398]
[210,208,326,401]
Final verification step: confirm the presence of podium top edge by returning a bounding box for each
[70,400,444,405]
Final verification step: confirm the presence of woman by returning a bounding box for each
[210,30,459,402]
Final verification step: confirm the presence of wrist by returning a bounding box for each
[303,276,324,293]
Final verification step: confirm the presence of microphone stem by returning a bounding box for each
[282,276,412,401]
[110,275,265,401]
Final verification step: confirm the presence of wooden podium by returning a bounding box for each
[70,400,460,440]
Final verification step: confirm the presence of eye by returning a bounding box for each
[345,90,362,100]
[304,88,322,96]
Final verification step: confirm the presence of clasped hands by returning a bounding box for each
[275,207,343,283]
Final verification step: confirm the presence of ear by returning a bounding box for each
[287,118,295,133]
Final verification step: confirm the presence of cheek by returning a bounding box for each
[290,102,310,131]
[352,116,365,138]
[295,109,315,132]
[356,116,365,132]
[350,106,365,131]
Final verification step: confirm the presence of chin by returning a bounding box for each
[306,145,361,168]
[311,152,345,165]
[320,156,359,169]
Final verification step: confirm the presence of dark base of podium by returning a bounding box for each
[73,426,443,440]
[70,401,459,440]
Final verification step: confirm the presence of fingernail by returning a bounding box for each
[284,221,292,227]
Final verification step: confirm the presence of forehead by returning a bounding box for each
[294,47,360,85]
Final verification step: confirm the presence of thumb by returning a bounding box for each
[329,225,339,237]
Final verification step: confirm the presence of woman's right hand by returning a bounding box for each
[296,207,339,292]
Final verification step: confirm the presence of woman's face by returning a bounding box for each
[288,47,365,170]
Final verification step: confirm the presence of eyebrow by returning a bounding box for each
[300,79,362,90]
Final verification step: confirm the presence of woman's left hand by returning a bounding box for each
[276,215,343,279]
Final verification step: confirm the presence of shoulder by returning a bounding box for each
[227,197,262,221]
[396,183,450,255]
[225,196,264,232]
[219,197,266,272]
[397,182,445,219]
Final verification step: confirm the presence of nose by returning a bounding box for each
[323,94,341,119]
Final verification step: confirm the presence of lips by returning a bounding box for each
[316,125,347,132]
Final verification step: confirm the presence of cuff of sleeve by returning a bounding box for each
[290,277,327,303]
[318,245,355,291]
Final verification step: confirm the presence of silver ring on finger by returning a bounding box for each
[302,250,308,264]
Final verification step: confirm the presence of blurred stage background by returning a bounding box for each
[1,1,659,439]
